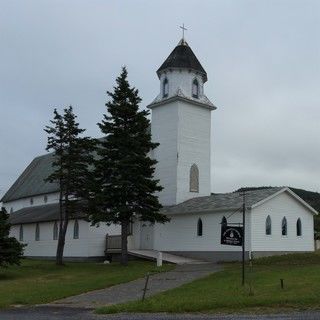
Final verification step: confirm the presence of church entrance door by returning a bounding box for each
[140,222,154,250]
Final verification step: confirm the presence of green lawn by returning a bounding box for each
[0,259,173,309]
[98,252,320,314]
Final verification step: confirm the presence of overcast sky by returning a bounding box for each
[1,0,320,198]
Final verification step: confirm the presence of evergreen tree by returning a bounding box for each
[45,106,95,265]
[92,67,169,265]
[0,207,24,268]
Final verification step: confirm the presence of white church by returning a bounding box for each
[2,38,317,262]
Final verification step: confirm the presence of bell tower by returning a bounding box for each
[148,38,216,206]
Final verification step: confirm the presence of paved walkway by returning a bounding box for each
[129,250,207,264]
[48,263,221,309]
[2,307,320,320]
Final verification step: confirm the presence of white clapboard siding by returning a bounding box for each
[5,192,59,213]
[153,210,251,252]
[251,191,314,252]
[10,219,121,258]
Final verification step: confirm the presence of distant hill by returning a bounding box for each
[235,186,320,233]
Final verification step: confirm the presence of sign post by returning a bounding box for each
[241,191,246,286]
[220,191,246,286]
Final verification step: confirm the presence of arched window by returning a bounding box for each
[265,215,272,235]
[221,216,227,226]
[19,225,23,241]
[197,218,203,236]
[73,220,79,239]
[192,78,199,98]
[296,218,302,236]
[189,164,199,192]
[281,217,287,236]
[162,78,169,98]
[35,223,40,241]
[53,221,58,240]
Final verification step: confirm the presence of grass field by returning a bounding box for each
[98,252,320,314]
[0,259,173,309]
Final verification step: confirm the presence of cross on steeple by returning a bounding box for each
[180,23,187,40]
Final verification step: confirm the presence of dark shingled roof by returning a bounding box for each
[1,131,153,204]
[162,187,284,215]
[157,40,207,82]
[1,154,59,203]
[8,202,87,225]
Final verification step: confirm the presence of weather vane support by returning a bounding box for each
[180,23,187,40]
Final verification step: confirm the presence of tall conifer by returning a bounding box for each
[45,106,95,265]
[93,67,169,265]
[0,207,24,268]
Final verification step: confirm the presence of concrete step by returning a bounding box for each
[128,249,208,265]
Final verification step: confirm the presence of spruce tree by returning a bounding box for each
[0,207,24,268]
[93,67,169,265]
[45,106,95,265]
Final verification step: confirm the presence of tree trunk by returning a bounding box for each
[56,218,69,265]
[56,192,69,266]
[120,221,128,266]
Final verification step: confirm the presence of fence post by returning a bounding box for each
[142,273,150,301]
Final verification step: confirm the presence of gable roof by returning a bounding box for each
[1,153,59,203]
[8,202,87,225]
[2,130,154,204]
[157,39,207,82]
[162,187,318,215]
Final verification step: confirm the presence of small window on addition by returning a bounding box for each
[73,220,79,239]
[265,215,272,235]
[296,218,302,236]
[221,216,227,226]
[192,79,199,98]
[282,217,287,236]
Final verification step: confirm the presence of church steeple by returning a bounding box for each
[157,39,207,82]
[149,38,216,206]
[148,38,215,109]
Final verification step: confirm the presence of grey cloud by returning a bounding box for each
[1,0,320,197]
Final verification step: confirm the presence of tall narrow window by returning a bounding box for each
[35,223,40,241]
[19,225,23,241]
[221,216,227,226]
[10,208,13,213]
[30,197,34,205]
[265,215,272,235]
[44,195,48,203]
[197,218,203,236]
[128,221,133,235]
[192,79,199,98]
[53,221,58,240]
[73,220,79,239]
[189,164,199,192]
[281,217,287,236]
[296,218,302,236]
[162,78,169,98]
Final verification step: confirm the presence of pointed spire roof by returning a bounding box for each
[157,39,208,82]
